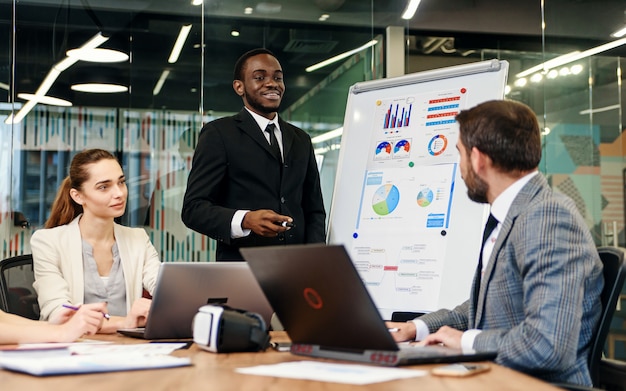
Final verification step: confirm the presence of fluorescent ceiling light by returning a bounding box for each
[402,0,422,20]
[0,82,9,91]
[191,0,202,5]
[66,48,129,63]
[311,127,343,144]
[612,26,626,38]
[153,70,171,95]
[516,51,580,77]
[306,39,378,73]
[5,32,108,124]
[516,37,626,78]
[169,24,192,64]
[17,93,72,106]
[579,104,621,115]
[71,83,128,93]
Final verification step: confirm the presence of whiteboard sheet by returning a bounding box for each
[328,60,509,318]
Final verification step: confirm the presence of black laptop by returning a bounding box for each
[117,262,274,339]
[240,243,497,366]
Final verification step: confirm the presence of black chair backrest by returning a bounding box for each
[0,254,39,320]
[589,247,626,386]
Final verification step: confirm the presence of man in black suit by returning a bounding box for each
[182,48,326,260]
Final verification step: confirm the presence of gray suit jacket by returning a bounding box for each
[419,173,603,386]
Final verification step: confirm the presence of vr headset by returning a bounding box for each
[193,305,270,353]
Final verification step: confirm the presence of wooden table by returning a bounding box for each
[0,332,563,391]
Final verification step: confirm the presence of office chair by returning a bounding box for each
[599,358,626,391]
[553,246,626,391]
[0,254,40,320]
[607,292,626,359]
[592,247,626,388]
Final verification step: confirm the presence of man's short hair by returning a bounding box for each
[233,48,276,81]
[456,100,542,172]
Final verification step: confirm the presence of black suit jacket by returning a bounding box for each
[182,109,326,260]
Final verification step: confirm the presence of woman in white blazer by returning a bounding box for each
[31,149,161,334]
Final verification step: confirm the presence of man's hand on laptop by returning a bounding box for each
[416,326,463,349]
[385,321,416,342]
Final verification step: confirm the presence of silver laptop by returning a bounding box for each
[117,262,274,340]
[240,243,497,366]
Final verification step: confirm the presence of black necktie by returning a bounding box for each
[473,213,498,306]
[265,123,282,163]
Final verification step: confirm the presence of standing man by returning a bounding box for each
[386,100,603,386]
[182,48,326,260]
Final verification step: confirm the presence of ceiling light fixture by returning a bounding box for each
[306,39,378,72]
[169,24,192,64]
[256,2,282,14]
[153,70,171,95]
[231,26,241,37]
[17,93,72,106]
[401,0,422,20]
[66,48,129,63]
[0,82,8,91]
[6,32,108,124]
[191,0,203,5]
[579,104,621,115]
[611,26,626,38]
[71,83,127,93]
[516,37,626,78]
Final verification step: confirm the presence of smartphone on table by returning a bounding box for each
[270,341,292,352]
[431,363,490,377]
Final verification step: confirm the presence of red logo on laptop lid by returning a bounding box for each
[303,287,323,309]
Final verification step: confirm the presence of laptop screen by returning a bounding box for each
[241,244,399,351]
[127,262,273,339]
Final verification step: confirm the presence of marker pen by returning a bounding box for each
[63,303,110,320]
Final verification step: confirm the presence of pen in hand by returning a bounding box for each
[63,303,110,320]
[275,221,295,228]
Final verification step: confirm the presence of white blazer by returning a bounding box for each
[32,215,161,321]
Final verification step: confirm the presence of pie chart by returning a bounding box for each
[417,188,434,207]
[372,184,400,216]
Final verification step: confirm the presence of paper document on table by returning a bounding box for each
[0,338,112,355]
[236,361,426,385]
[0,353,191,376]
[68,342,189,355]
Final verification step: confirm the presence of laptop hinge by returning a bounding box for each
[291,344,400,366]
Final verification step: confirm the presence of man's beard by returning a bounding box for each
[465,165,489,204]
[244,89,281,115]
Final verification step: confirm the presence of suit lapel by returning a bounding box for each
[235,109,282,162]
[67,216,86,303]
[278,118,294,160]
[473,174,546,326]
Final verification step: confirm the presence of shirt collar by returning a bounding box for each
[245,107,280,131]
[490,171,538,223]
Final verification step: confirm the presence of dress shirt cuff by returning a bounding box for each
[461,329,481,354]
[411,319,430,341]
[231,210,251,239]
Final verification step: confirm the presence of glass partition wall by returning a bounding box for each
[1,2,625,259]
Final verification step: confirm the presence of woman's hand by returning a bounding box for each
[55,302,108,341]
[123,298,152,329]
